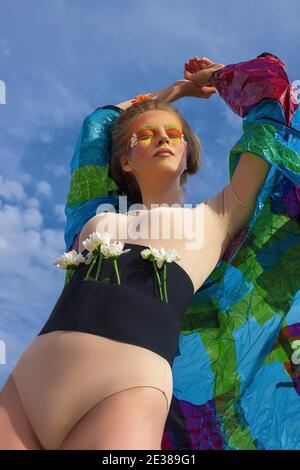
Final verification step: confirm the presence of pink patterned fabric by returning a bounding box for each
[210,52,298,125]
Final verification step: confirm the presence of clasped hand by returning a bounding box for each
[177,56,225,99]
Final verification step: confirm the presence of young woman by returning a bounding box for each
[0,54,296,450]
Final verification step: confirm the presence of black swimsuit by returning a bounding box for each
[37,243,194,368]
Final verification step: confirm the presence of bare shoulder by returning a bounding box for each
[78,213,106,251]
[78,211,126,252]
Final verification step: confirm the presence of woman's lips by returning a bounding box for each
[154,148,174,157]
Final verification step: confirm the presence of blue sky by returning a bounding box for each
[0,0,299,386]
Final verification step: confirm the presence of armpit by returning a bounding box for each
[203,182,253,243]
[203,152,270,242]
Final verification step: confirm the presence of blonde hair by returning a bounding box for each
[110,98,202,204]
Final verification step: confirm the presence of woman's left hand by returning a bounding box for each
[181,56,225,98]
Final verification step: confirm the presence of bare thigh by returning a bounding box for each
[60,385,170,450]
[0,375,43,450]
[12,331,173,450]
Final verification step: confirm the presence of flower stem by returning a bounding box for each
[152,259,164,301]
[113,258,121,285]
[163,263,168,303]
[64,267,74,287]
[95,252,104,281]
[84,255,97,280]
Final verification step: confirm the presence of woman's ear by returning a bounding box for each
[120,154,133,173]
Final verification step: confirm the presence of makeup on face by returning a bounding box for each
[130,123,187,149]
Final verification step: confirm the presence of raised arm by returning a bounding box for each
[115,77,217,111]
[184,53,293,247]
[204,152,271,244]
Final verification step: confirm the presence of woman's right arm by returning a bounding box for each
[115,80,188,110]
[115,74,218,110]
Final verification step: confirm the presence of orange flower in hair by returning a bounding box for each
[131,94,150,103]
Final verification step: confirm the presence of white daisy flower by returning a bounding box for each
[82,231,111,253]
[141,246,180,268]
[140,246,160,261]
[101,240,131,259]
[84,238,131,284]
[53,250,86,269]
[161,247,181,264]
[54,249,88,287]
[153,247,181,269]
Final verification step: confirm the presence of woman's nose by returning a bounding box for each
[158,133,170,144]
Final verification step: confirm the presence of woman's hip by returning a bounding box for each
[11,330,173,449]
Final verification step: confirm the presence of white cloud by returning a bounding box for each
[36,180,52,198]
[23,207,43,229]
[0,202,64,269]
[18,173,33,185]
[0,179,66,386]
[25,197,40,208]
[46,163,67,177]
[0,175,26,201]
[0,204,22,230]
[54,203,66,223]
